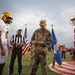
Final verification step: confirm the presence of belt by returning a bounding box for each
[14,46,22,49]
[34,44,46,47]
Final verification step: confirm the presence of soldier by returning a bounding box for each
[0,11,13,75]
[30,20,52,75]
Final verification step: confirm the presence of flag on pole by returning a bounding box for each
[51,26,57,51]
[51,25,62,65]
[22,24,29,57]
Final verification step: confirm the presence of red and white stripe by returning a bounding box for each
[22,38,29,57]
[49,62,75,75]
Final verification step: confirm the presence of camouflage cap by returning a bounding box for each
[40,20,47,25]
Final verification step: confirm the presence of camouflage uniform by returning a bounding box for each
[30,28,52,75]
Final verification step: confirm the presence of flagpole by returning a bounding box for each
[22,24,27,65]
[51,24,62,66]
[25,24,27,28]
[51,24,53,29]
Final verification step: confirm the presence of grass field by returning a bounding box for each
[3,51,72,75]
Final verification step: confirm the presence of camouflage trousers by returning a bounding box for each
[30,51,48,75]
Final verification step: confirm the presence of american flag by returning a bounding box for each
[49,62,75,75]
[22,24,29,57]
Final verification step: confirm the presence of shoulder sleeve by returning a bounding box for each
[10,35,14,42]
[31,32,35,41]
[43,30,52,47]
[31,29,39,41]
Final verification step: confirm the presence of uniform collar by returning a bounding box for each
[39,28,47,31]
[16,34,22,37]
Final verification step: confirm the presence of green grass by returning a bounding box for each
[3,51,72,75]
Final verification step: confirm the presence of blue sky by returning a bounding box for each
[0,0,75,48]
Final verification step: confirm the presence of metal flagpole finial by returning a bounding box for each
[51,24,53,28]
[25,24,27,28]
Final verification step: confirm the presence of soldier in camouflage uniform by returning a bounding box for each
[30,20,52,75]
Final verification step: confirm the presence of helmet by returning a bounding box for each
[70,14,75,21]
[1,11,13,21]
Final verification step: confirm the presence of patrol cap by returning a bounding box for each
[17,28,22,31]
[40,20,47,26]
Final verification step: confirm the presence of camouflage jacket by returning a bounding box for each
[31,29,52,48]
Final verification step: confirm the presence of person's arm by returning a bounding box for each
[7,39,12,55]
[10,41,14,45]
[10,35,15,46]
[43,32,52,47]
[17,36,24,47]
[0,31,4,50]
[7,39,10,49]
[35,31,52,46]
[0,30,5,55]
[31,31,37,44]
